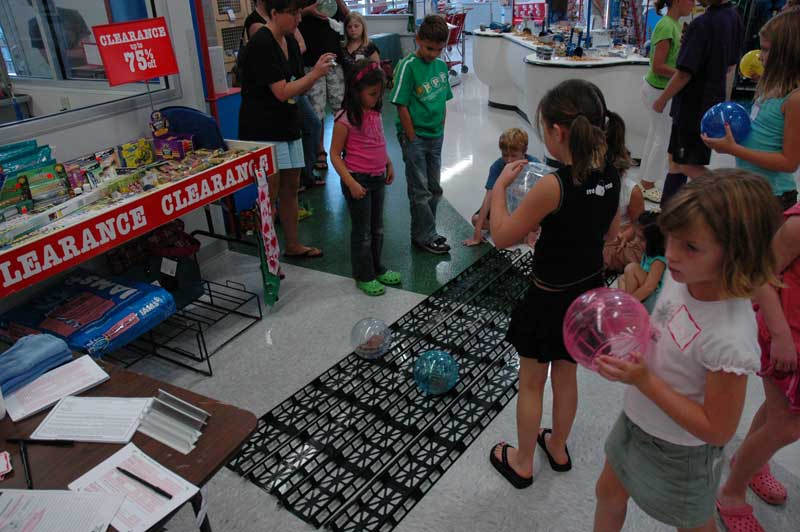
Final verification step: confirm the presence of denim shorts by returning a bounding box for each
[605,412,724,528]
[275,139,305,170]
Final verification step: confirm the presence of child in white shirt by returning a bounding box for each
[593,169,780,531]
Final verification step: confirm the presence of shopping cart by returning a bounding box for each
[444,11,468,75]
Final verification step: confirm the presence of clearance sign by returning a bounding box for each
[92,17,179,86]
[0,146,276,298]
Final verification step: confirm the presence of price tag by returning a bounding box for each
[227,8,236,22]
[160,258,178,277]
[92,17,179,86]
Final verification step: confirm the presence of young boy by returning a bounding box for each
[463,128,539,247]
[390,15,453,254]
[653,0,743,207]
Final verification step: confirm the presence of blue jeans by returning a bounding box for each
[299,95,322,185]
[342,173,386,282]
[398,133,443,245]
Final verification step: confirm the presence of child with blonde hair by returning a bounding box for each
[464,128,539,247]
[703,7,800,211]
[593,170,780,531]
[341,12,380,76]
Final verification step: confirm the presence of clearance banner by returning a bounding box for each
[92,17,179,86]
[0,146,276,298]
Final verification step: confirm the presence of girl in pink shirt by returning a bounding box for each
[330,60,400,296]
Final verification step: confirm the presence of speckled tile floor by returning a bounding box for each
[126,36,800,532]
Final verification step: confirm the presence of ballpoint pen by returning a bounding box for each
[116,466,173,500]
[17,441,32,489]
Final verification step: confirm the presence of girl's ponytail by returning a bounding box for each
[604,110,631,173]
[568,115,607,184]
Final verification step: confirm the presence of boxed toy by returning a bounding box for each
[154,134,194,161]
[116,138,155,168]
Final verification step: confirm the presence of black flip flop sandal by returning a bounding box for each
[537,428,572,472]
[489,442,533,489]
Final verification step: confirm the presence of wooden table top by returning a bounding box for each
[0,360,257,491]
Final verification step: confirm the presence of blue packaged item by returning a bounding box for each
[0,141,37,164]
[0,334,72,394]
[0,270,176,357]
[0,146,53,176]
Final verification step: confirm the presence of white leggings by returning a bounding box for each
[639,79,673,185]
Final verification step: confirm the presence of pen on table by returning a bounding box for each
[7,438,74,446]
[18,441,32,490]
[116,466,173,500]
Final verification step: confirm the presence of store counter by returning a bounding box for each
[473,31,650,158]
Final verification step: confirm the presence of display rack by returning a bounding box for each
[109,278,262,376]
[0,140,275,299]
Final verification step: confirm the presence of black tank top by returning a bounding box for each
[532,164,621,288]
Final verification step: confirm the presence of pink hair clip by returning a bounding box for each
[354,62,380,83]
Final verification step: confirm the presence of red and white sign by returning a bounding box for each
[513,2,547,23]
[0,146,276,298]
[92,17,179,86]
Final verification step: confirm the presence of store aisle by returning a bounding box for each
[130,36,800,532]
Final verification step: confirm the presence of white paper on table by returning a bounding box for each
[0,489,124,532]
[31,396,152,443]
[4,356,110,422]
[68,443,198,532]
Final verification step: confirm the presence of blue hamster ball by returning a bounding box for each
[413,350,459,395]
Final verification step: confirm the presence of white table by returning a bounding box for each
[473,31,651,159]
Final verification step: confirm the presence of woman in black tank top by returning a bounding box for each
[488,80,630,488]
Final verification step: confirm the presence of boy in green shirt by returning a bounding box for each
[390,15,453,254]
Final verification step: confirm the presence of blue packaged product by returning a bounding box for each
[0,141,37,163]
[0,146,53,176]
[0,269,176,357]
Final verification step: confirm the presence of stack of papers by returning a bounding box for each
[31,396,150,443]
[69,443,198,532]
[4,356,109,421]
[0,490,124,532]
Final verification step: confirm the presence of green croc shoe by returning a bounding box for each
[377,270,402,286]
[357,280,385,296]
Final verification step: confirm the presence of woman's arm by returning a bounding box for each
[269,52,334,101]
[598,355,749,446]
[630,259,666,301]
[703,91,800,173]
[336,0,350,17]
[651,39,676,78]
[489,160,560,248]
[294,29,307,54]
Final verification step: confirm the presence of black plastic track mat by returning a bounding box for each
[227,249,532,531]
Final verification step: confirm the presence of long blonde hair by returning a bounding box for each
[344,12,370,47]
[756,7,800,100]
[659,169,781,298]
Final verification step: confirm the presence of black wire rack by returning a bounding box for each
[108,279,262,376]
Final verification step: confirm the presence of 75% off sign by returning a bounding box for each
[91,17,179,86]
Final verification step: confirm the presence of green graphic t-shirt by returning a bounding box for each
[390,54,453,138]
[645,16,682,90]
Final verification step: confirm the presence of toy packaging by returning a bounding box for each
[154,134,194,161]
[116,138,155,168]
[0,269,176,357]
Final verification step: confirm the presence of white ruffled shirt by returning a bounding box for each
[623,272,760,446]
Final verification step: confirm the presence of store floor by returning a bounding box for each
[129,38,800,531]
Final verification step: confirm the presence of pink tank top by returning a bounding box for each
[760,203,800,345]
[338,110,388,175]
